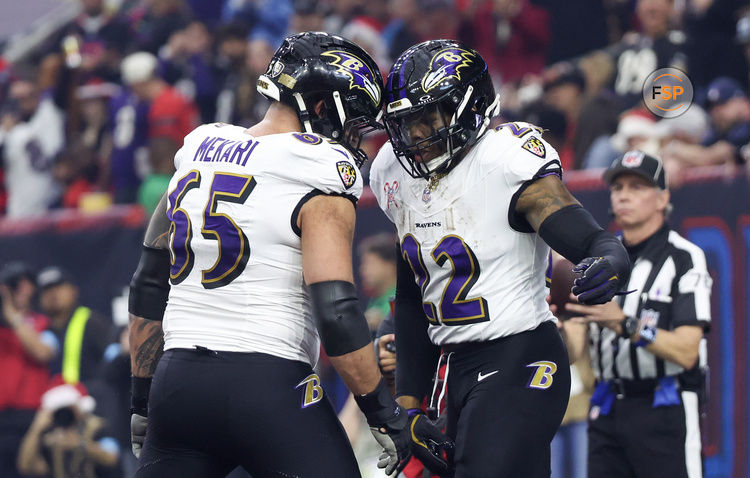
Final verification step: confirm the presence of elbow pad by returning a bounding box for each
[129,245,171,321]
[309,281,371,357]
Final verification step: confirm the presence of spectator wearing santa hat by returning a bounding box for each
[17,378,119,478]
[582,109,661,169]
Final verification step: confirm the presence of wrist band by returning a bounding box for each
[407,408,423,418]
[634,322,657,347]
[131,376,152,415]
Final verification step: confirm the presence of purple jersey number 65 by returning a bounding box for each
[167,170,256,289]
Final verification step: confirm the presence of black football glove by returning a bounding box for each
[407,409,454,475]
[354,379,411,475]
[571,256,623,305]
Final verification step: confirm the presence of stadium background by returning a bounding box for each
[0,0,748,477]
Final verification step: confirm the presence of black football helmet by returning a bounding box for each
[256,31,384,166]
[383,40,500,178]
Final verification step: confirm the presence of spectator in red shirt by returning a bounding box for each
[120,51,199,214]
[0,262,55,478]
[458,0,550,83]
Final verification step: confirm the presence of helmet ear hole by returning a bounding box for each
[312,98,327,119]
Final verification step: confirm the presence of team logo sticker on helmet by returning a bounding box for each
[521,137,546,158]
[321,50,381,105]
[421,48,475,92]
[266,59,284,78]
[336,161,357,189]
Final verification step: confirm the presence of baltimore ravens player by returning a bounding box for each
[370,40,631,477]
[127,32,412,477]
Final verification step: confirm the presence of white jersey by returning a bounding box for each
[370,122,560,346]
[162,123,363,365]
[0,97,63,218]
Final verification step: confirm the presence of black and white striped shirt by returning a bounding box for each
[589,224,711,385]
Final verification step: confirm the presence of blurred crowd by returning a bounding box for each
[0,0,748,219]
[0,262,131,477]
[0,232,401,478]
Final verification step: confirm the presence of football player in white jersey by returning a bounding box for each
[370,40,632,477]
[127,33,413,478]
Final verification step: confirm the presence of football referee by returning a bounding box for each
[565,151,711,478]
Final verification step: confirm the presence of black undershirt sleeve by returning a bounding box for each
[538,204,631,285]
[394,245,441,401]
[128,245,171,321]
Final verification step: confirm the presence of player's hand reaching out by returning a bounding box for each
[571,257,625,305]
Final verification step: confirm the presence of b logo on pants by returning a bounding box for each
[526,361,557,390]
[295,374,324,408]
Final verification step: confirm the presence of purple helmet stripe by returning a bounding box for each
[386,50,414,103]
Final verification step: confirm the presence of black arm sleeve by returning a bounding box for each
[309,281,372,357]
[394,249,441,401]
[538,204,631,285]
[129,245,171,321]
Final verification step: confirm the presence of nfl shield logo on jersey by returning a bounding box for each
[422,187,431,203]
[522,137,546,158]
[336,161,357,189]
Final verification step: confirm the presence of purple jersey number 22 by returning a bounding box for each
[401,234,489,325]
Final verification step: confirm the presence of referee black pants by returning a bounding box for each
[443,321,571,478]
[588,391,703,478]
[135,348,360,478]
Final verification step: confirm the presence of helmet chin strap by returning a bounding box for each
[293,93,313,133]
[331,91,347,140]
[453,85,474,123]
[423,85,476,177]
[477,93,501,138]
